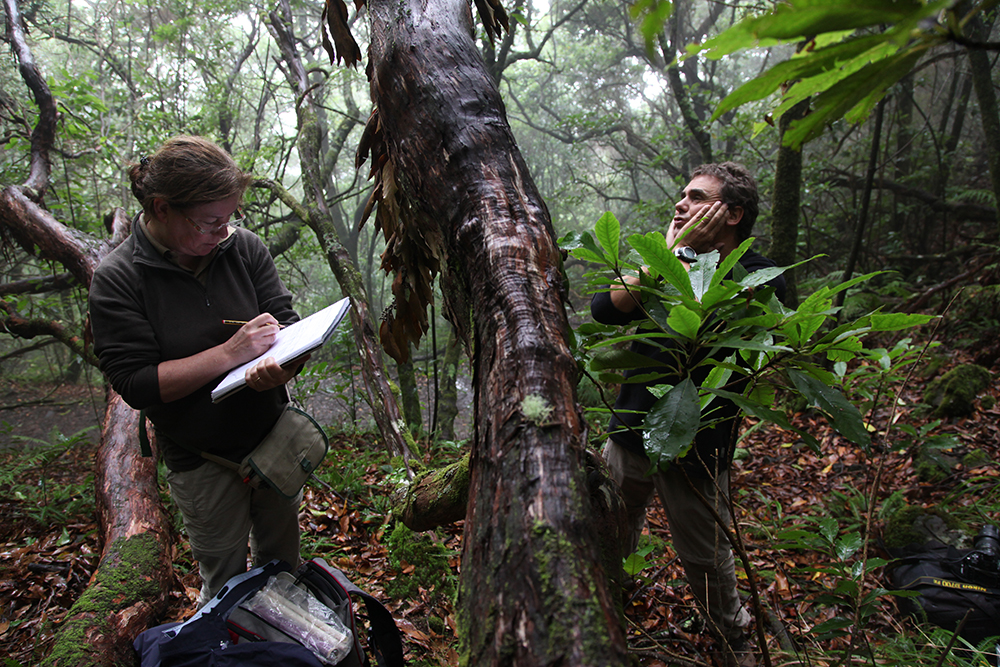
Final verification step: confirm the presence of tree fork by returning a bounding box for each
[366,0,629,662]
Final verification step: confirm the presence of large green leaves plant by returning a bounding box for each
[633,0,988,148]
[563,212,933,470]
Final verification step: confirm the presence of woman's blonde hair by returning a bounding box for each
[128,136,252,212]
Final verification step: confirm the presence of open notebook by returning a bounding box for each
[211,297,352,403]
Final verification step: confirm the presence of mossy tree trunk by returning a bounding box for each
[364,0,628,662]
[397,352,423,434]
[2,4,175,662]
[966,8,1000,239]
[436,326,463,442]
[42,394,174,667]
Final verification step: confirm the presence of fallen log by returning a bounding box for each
[41,391,174,667]
[393,454,470,532]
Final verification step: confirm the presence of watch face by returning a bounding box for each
[675,246,697,263]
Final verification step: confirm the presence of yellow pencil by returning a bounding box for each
[222,319,284,328]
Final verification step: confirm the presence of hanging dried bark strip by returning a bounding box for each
[321,0,363,68]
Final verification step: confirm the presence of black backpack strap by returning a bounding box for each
[302,559,404,667]
[329,569,405,667]
[138,409,152,457]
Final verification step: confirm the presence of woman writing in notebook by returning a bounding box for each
[89,136,307,605]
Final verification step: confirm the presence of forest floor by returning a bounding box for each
[1,342,999,666]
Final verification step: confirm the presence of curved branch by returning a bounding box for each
[0,300,97,366]
[5,0,57,197]
[0,186,105,286]
[42,393,174,667]
[823,171,997,223]
[0,273,79,296]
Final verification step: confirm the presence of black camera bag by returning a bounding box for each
[888,540,1000,646]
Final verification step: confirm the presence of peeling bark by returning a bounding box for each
[365,0,628,662]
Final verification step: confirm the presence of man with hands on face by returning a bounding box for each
[89,136,309,606]
[592,162,785,667]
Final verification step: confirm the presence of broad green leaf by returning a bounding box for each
[667,305,702,341]
[843,49,929,123]
[818,324,873,346]
[822,336,863,363]
[575,322,618,336]
[727,312,782,329]
[787,369,871,446]
[699,365,733,411]
[623,544,657,576]
[867,347,891,371]
[784,49,926,146]
[588,349,659,372]
[708,389,819,451]
[689,251,718,301]
[647,383,675,399]
[587,330,683,350]
[701,281,745,310]
[786,313,826,348]
[869,312,935,331]
[622,371,684,385]
[711,34,888,119]
[644,377,700,470]
[776,40,900,108]
[836,531,863,561]
[568,247,607,265]
[789,361,838,385]
[714,337,793,355]
[819,516,838,544]
[558,229,600,254]
[809,617,853,638]
[712,239,752,288]
[738,266,787,290]
[747,382,777,407]
[821,349,857,362]
[595,211,621,261]
[629,232,694,299]
[562,230,608,266]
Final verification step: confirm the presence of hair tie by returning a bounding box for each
[140,156,150,167]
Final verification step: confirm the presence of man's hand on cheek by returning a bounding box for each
[676,201,729,253]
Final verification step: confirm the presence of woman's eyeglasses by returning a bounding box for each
[185,209,246,235]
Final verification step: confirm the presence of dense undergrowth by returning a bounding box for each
[1,332,999,666]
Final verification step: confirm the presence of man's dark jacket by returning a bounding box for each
[591,250,786,477]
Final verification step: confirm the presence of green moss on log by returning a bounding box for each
[923,364,992,418]
[41,532,166,667]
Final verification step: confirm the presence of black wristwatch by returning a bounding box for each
[674,246,698,264]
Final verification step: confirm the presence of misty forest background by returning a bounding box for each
[3,0,1000,665]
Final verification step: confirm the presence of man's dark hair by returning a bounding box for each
[691,161,758,241]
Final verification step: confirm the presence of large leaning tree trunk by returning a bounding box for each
[343,0,630,662]
[1,1,174,662]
